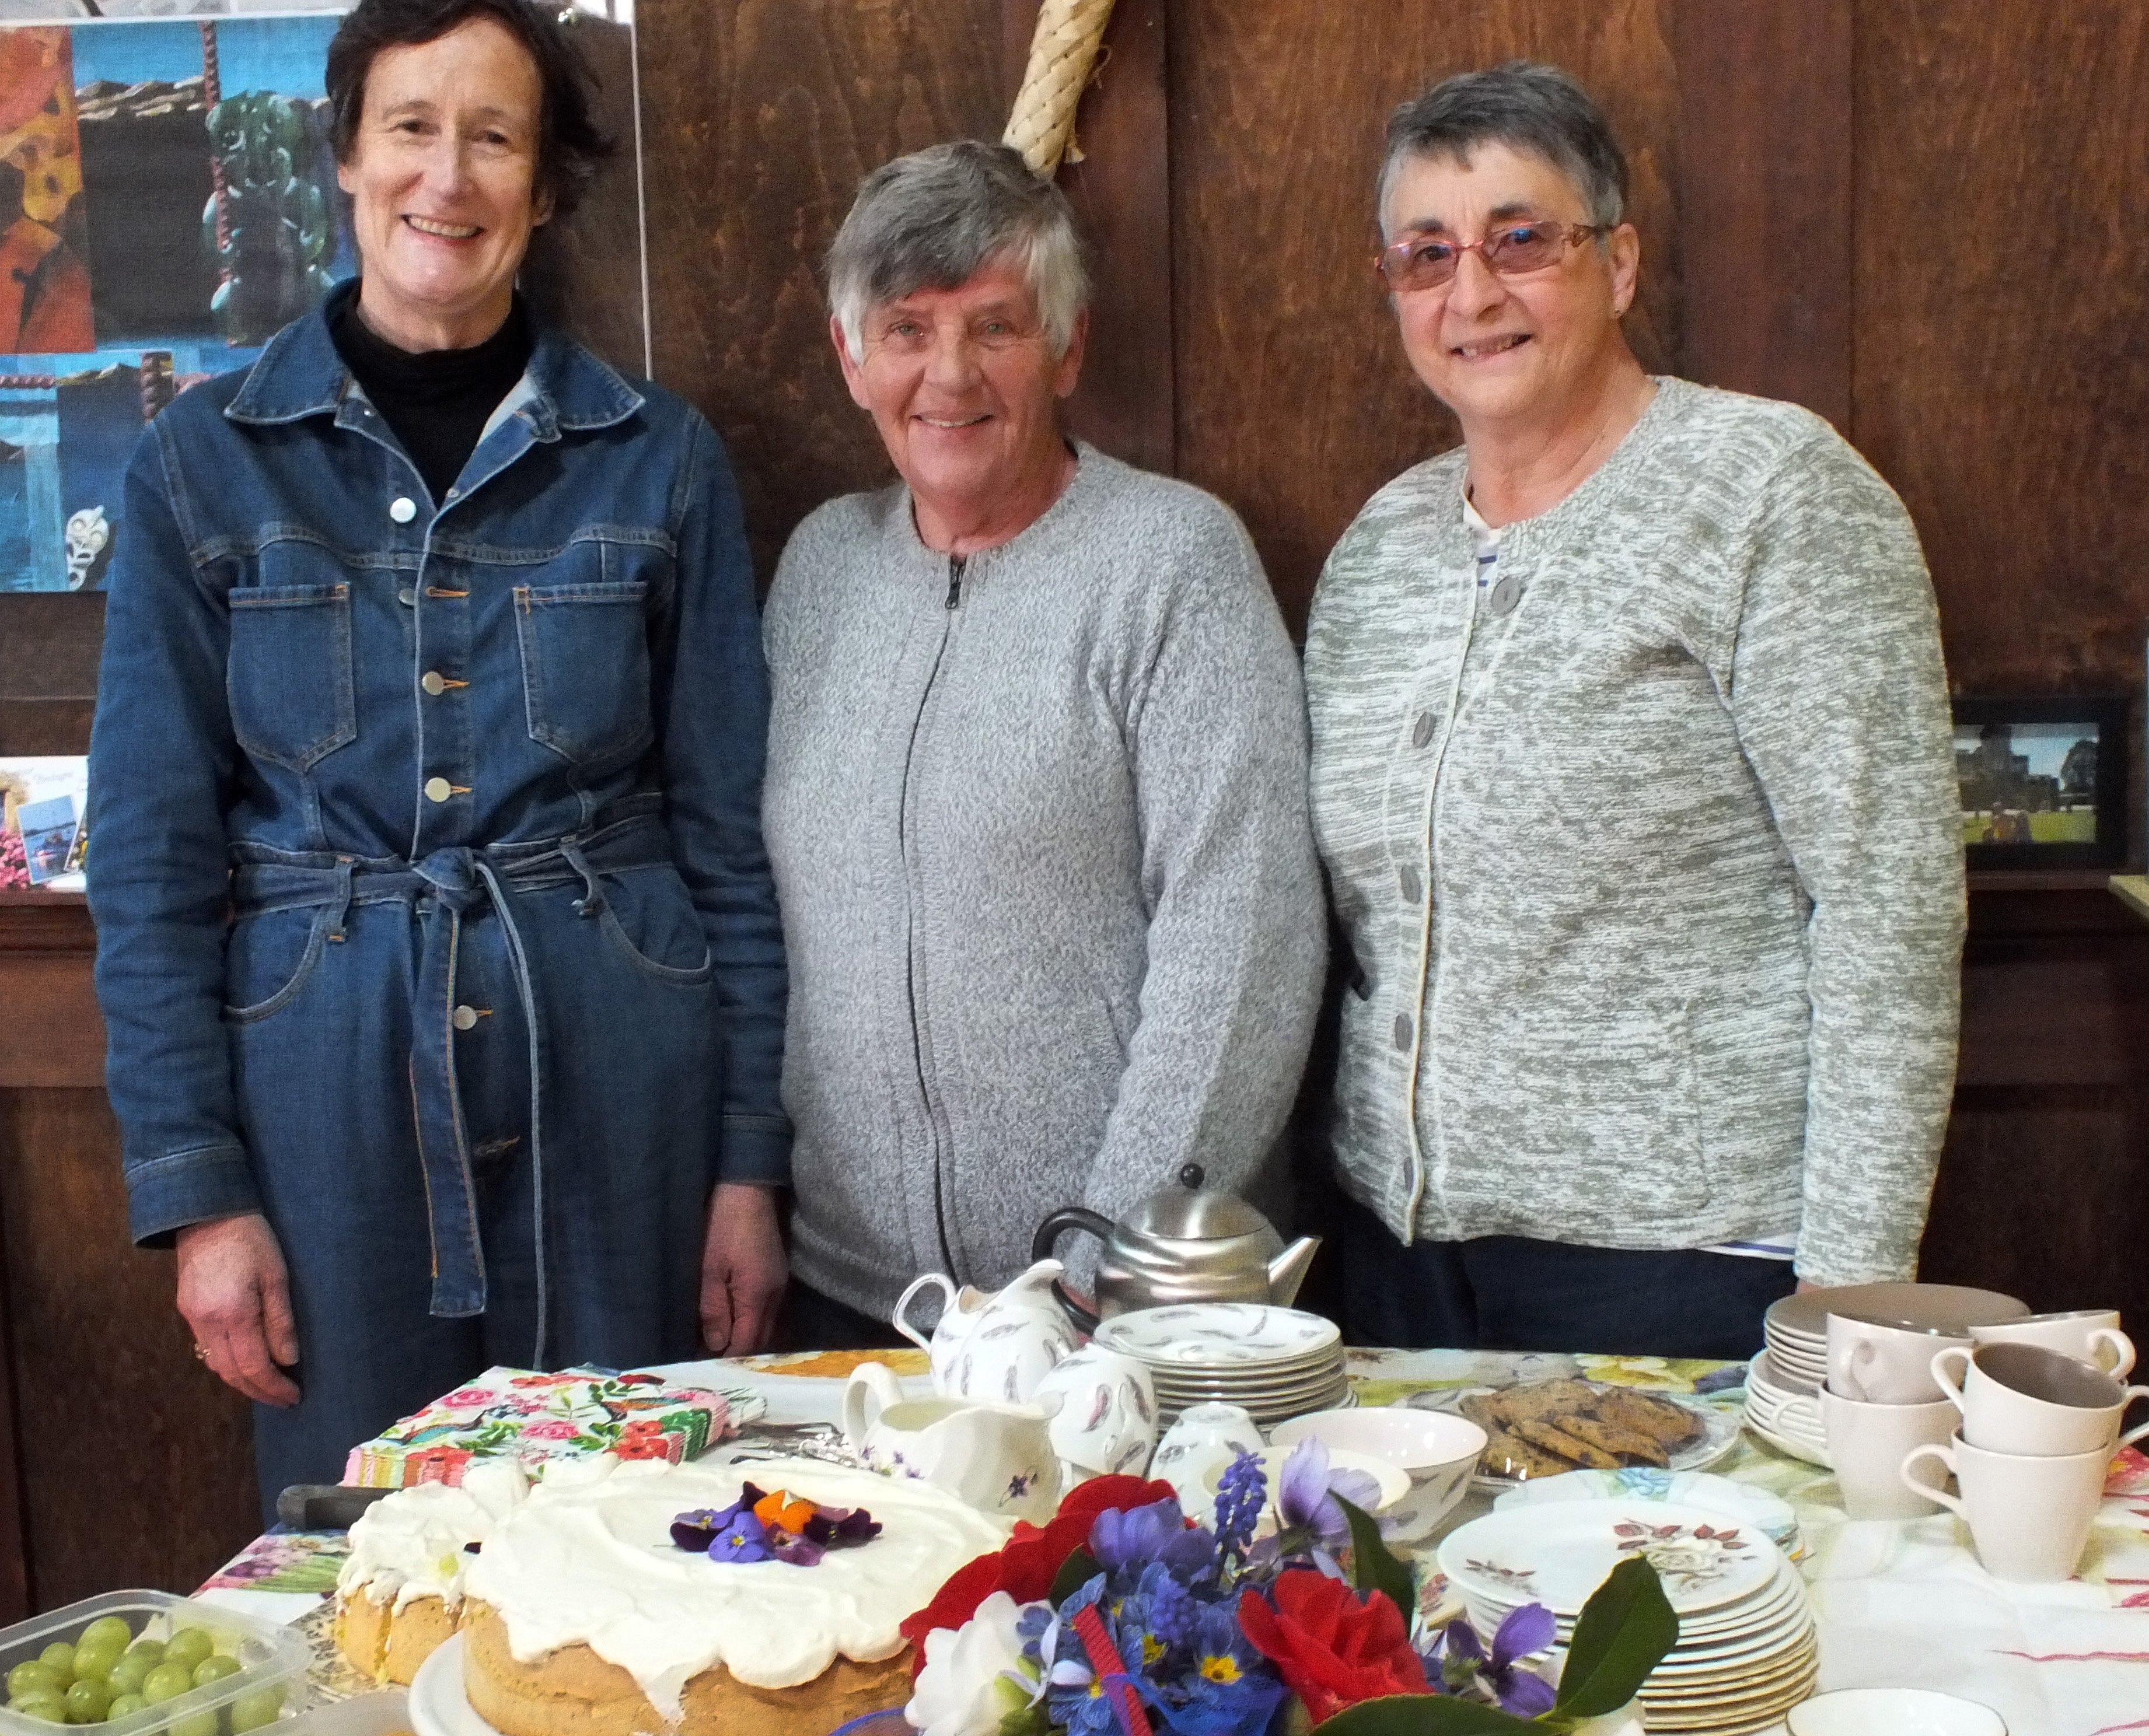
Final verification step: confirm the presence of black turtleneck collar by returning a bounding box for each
[330,291,534,503]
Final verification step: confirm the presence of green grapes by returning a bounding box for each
[226,1684,283,1733]
[11,1692,67,1724]
[63,1678,112,1723]
[186,1658,239,1692]
[36,1645,74,1679]
[158,1632,212,1676]
[8,1661,65,1700]
[138,1664,194,1706]
[102,1654,151,1699]
[102,1695,146,1721]
[75,1622,131,1658]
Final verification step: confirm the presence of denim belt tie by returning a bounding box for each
[229,813,671,1360]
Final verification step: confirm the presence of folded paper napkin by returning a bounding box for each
[343,1365,731,1487]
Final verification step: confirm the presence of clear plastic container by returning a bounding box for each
[271,1692,406,1736]
[0,1590,310,1736]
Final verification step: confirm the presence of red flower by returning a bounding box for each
[1238,1568,1428,1724]
[898,1475,1177,1669]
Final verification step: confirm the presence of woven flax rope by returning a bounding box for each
[1004,0,1119,177]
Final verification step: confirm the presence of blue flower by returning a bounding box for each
[1211,1451,1267,1563]
[1091,1495,1187,1574]
[708,1510,770,1563]
[1139,1561,1200,1649]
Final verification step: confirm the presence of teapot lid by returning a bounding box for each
[1122,1164,1273,1241]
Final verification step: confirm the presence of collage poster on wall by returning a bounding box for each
[0,12,352,592]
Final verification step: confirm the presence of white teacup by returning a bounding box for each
[1901,1432,2109,1583]
[1818,1388,1956,1519]
[1827,1311,1970,1404]
[1031,1344,1158,1484]
[1149,1403,1262,1514]
[1970,1309,2134,1380]
[1788,1687,2007,1735]
[841,1362,1060,1522]
[1931,1340,2149,1457]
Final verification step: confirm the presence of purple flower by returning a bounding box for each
[801,1505,882,1546]
[769,1532,826,1566]
[670,1500,745,1553]
[1277,1438,1380,1550]
[1430,1604,1557,1717]
[708,1510,771,1563]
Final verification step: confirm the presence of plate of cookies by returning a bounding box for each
[1411,1377,1740,1488]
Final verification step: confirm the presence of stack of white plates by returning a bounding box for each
[1095,1303,1348,1425]
[1493,1468,1806,1563]
[1743,1352,1828,1467]
[1439,1499,1818,1735]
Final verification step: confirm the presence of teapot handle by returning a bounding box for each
[1032,1207,1113,1264]
[1032,1208,1113,1334]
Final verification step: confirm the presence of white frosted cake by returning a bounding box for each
[336,1458,529,1683]
[459,1455,1012,1735]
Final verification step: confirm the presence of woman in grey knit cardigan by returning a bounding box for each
[763,143,1326,1346]
[1306,63,1965,1357]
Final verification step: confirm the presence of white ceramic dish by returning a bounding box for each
[1182,1443,1408,1533]
[1096,1304,1341,1364]
[1273,1405,1487,1541]
[1786,1686,2008,1735]
[410,1634,502,1736]
[1441,1499,1776,1616]
[1741,1407,1832,1468]
[1768,1282,2028,1342]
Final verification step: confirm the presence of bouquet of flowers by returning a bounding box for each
[899,1442,1678,1735]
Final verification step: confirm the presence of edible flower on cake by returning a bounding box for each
[668,1484,882,1565]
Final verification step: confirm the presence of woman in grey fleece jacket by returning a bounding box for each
[763,143,1325,1343]
[1306,65,1965,1358]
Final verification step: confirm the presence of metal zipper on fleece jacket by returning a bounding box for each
[897,551,966,1275]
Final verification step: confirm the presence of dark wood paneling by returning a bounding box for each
[1004,0,1175,475]
[635,0,1006,580]
[0,897,102,1092]
[1920,888,2149,1334]
[522,14,653,379]
[1169,0,1683,632]
[1669,0,1851,427]
[1853,2,2149,701]
[0,1088,255,1607]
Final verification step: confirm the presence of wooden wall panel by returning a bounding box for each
[635,0,1007,579]
[0,1090,254,1607]
[1168,0,1683,632]
[1853,2,2149,701]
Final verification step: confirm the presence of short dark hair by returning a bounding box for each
[1380,61,1627,233]
[326,0,613,218]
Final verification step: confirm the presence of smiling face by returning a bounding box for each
[337,16,549,351]
[1381,142,1638,438]
[831,253,1086,551]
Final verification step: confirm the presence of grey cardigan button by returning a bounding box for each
[1399,865,1421,904]
[1393,1013,1413,1051]
[1489,575,1522,616]
[1411,712,1435,748]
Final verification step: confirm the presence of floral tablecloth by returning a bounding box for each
[194,1347,2149,1735]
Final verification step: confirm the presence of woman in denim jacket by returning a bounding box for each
[86,0,788,1516]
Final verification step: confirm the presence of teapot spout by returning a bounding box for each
[1266,1236,1320,1307]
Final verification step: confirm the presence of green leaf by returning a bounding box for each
[1320,1692,1541,1734]
[1047,1545,1101,1606]
[1336,1493,1418,1623]
[998,1704,1054,1736]
[1552,1555,1679,1718]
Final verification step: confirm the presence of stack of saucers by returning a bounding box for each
[1094,1303,1348,1426]
[1493,1467,1806,1563]
[1743,1352,1828,1466]
[1439,1499,1817,1735]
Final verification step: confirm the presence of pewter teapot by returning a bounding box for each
[1030,1164,1320,1331]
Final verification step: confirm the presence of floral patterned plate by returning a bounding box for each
[1410,1381,1741,1492]
[1493,1468,1798,1553]
[1438,1498,1776,1616]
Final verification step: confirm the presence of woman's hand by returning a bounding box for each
[174,1214,301,1406]
[701,1182,787,1356]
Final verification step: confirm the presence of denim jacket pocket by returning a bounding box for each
[227,579,357,770]
[223,905,331,1023]
[595,866,714,986]
[513,576,654,767]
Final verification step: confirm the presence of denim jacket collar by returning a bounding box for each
[223,279,644,440]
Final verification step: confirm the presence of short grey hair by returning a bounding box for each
[827,140,1089,361]
[1378,61,1628,235]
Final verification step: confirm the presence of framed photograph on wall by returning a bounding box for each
[1954,694,2129,870]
